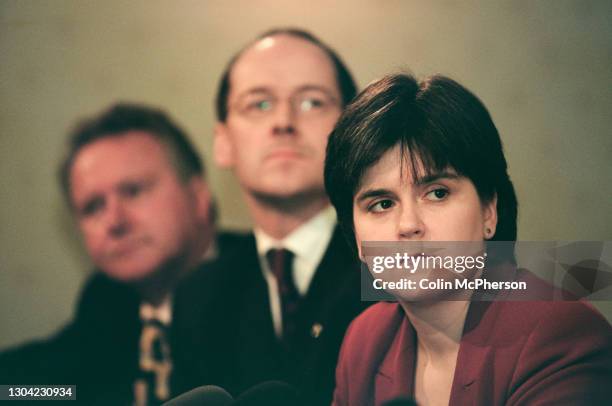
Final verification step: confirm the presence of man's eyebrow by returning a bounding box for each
[236,87,272,99]
[116,174,157,188]
[414,171,460,185]
[75,193,104,215]
[236,85,338,99]
[78,193,101,206]
[295,84,337,96]
[355,188,392,203]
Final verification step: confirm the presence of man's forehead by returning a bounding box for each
[229,34,339,97]
[69,132,170,193]
[73,132,164,168]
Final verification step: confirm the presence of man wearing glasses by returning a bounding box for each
[172,29,367,405]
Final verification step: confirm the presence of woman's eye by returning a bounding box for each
[425,188,449,201]
[369,199,394,212]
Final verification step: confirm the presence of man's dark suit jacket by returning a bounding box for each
[0,231,243,405]
[0,273,141,405]
[172,227,369,405]
[333,294,612,405]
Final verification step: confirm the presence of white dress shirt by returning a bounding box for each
[254,205,337,337]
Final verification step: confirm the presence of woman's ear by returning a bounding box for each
[483,193,498,240]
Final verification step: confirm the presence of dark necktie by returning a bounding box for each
[134,319,172,405]
[266,248,300,342]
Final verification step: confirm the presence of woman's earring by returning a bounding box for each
[485,227,492,238]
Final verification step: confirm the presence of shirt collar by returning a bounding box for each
[254,205,337,261]
[139,295,172,325]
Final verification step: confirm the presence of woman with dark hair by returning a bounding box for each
[324,73,611,405]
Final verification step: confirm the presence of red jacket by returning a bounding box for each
[333,298,612,405]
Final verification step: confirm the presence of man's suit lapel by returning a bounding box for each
[290,226,364,365]
[233,235,283,392]
[234,227,364,402]
[301,227,359,317]
[239,234,277,339]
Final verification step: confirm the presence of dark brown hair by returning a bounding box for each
[325,73,518,255]
[59,103,203,205]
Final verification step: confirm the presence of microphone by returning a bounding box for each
[233,381,302,406]
[382,397,418,406]
[162,385,233,406]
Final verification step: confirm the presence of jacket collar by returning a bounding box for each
[374,300,496,404]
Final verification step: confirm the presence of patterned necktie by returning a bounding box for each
[266,248,300,342]
[133,319,172,405]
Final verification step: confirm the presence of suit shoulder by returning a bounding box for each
[500,301,612,404]
[524,301,611,343]
[216,230,253,255]
[76,272,139,318]
[492,299,610,337]
[181,233,258,291]
[326,227,357,259]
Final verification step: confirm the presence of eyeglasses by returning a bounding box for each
[230,88,340,120]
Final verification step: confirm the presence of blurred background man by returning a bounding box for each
[172,28,368,405]
[0,103,217,405]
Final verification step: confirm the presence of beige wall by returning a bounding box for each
[1,0,611,348]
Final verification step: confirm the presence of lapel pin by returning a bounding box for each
[311,323,323,338]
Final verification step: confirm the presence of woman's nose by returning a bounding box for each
[397,203,425,239]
